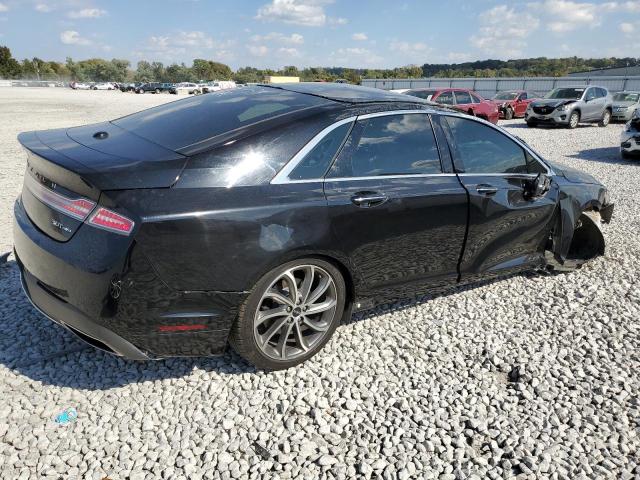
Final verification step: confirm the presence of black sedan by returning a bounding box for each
[13,83,614,369]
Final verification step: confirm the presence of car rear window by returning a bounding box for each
[112,86,333,152]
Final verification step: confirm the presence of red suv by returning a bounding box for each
[489,90,538,120]
[404,88,499,124]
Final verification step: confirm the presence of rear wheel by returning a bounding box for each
[568,111,580,129]
[504,107,514,120]
[598,109,611,127]
[229,258,346,370]
[154,88,161,94]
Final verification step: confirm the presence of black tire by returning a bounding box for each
[568,111,580,129]
[621,151,634,160]
[504,107,514,120]
[526,120,536,128]
[229,258,346,370]
[154,88,160,94]
[598,109,611,127]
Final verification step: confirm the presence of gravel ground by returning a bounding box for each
[0,88,638,480]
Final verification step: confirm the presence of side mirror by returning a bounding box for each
[524,173,551,200]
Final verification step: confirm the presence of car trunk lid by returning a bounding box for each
[18,125,186,241]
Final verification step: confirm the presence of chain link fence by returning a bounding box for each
[361,76,640,99]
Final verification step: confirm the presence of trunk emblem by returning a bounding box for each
[93,131,109,140]
[51,219,72,233]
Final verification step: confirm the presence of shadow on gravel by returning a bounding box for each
[567,146,632,164]
[1,257,542,389]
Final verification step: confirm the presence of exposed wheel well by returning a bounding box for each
[566,211,605,262]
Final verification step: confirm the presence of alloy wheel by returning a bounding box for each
[569,112,579,128]
[253,265,337,361]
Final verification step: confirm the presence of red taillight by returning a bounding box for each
[87,208,135,236]
[26,174,96,221]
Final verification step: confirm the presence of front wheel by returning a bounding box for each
[568,111,580,129]
[598,110,611,127]
[504,107,514,120]
[526,120,536,128]
[229,258,346,370]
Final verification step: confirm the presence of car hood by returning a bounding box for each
[546,160,600,185]
[531,99,578,108]
[613,101,637,108]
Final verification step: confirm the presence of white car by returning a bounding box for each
[92,82,115,90]
[202,80,237,94]
[71,82,90,90]
[169,82,200,95]
[621,109,640,160]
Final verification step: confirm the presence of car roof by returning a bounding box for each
[259,82,430,105]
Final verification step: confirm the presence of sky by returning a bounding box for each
[0,0,639,69]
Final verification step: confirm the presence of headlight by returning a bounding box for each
[556,104,569,112]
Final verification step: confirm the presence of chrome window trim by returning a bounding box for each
[326,173,459,182]
[439,112,555,176]
[270,108,553,185]
[271,110,435,184]
[270,116,357,185]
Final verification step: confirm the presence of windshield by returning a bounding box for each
[493,92,518,100]
[545,88,584,100]
[613,92,640,102]
[405,90,437,100]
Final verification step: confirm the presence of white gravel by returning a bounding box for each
[0,88,638,479]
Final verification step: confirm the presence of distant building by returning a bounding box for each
[263,76,300,83]
[568,65,640,77]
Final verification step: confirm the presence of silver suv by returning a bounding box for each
[525,86,612,129]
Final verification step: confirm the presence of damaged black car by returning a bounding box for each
[13,83,614,369]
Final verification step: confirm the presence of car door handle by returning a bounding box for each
[476,184,498,196]
[351,193,388,208]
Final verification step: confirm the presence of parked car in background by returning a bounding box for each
[120,82,142,92]
[490,90,538,119]
[92,82,116,90]
[169,82,200,95]
[525,86,612,129]
[620,109,640,159]
[135,82,173,94]
[13,83,613,369]
[70,82,90,90]
[403,88,499,124]
[202,80,237,94]
[611,91,640,122]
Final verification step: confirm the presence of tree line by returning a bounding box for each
[1,45,638,83]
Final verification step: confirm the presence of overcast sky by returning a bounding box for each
[1,0,639,69]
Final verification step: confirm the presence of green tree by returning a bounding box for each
[0,46,22,78]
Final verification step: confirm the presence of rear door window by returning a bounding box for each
[435,91,454,105]
[328,113,441,178]
[454,91,473,104]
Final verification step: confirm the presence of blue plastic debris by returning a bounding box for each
[54,407,78,425]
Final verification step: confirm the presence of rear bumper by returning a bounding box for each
[17,257,150,360]
[13,197,246,359]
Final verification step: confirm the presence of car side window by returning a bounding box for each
[436,91,455,105]
[519,92,528,100]
[442,116,528,174]
[288,121,353,180]
[328,114,442,178]
[597,88,607,98]
[454,91,473,104]
[585,88,596,101]
[470,93,482,103]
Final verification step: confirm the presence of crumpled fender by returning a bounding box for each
[552,182,612,263]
